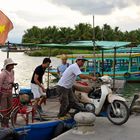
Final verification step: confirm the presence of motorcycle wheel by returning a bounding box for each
[107,100,129,125]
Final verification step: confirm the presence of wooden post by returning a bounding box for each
[113,47,116,91]
[47,48,51,89]
[92,15,96,76]
[7,41,10,58]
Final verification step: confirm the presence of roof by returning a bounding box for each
[11,41,131,50]
[66,40,131,50]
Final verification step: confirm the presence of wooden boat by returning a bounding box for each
[1,46,28,52]
[48,41,140,82]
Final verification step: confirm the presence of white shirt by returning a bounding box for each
[57,63,81,89]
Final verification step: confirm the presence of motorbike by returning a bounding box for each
[74,76,130,125]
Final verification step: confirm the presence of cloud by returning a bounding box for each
[1,0,140,43]
[48,0,140,15]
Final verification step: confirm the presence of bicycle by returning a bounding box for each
[0,83,42,128]
[0,97,19,128]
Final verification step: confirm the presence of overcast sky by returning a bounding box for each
[0,0,140,43]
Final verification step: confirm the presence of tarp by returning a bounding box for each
[11,41,131,50]
[66,40,131,50]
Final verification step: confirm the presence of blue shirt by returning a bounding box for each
[57,63,69,77]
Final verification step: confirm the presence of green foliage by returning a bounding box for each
[22,23,140,44]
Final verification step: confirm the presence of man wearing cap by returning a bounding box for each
[57,54,69,78]
[0,58,17,127]
[56,56,96,118]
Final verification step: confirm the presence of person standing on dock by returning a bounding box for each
[0,58,17,127]
[56,56,96,118]
[31,58,51,114]
[57,54,69,78]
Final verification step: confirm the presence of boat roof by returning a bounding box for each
[5,41,132,50]
[66,41,131,50]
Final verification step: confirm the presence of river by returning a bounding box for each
[0,50,139,99]
[0,50,63,87]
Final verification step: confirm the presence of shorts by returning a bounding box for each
[31,83,46,99]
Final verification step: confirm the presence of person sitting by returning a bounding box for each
[57,54,69,78]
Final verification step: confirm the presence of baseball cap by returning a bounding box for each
[76,56,88,61]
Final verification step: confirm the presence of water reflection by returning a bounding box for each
[0,51,61,87]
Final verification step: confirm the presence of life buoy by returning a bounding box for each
[124,72,131,79]
[95,72,101,77]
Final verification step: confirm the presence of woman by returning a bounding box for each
[57,54,69,78]
[0,58,17,127]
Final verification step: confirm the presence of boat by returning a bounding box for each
[15,118,74,140]
[1,46,29,52]
[0,86,75,140]
[47,41,140,82]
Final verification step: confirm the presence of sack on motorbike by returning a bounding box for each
[75,91,93,104]
[73,81,93,93]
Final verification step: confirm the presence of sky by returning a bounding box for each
[0,0,140,43]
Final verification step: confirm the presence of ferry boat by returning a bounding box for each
[47,41,140,82]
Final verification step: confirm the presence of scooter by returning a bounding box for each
[75,76,130,125]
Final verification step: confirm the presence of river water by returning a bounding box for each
[0,50,63,88]
[0,50,139,98]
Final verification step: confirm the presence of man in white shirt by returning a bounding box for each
[56,56,96,118]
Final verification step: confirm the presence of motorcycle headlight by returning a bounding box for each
[85,104,95,112]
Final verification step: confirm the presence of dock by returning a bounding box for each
[53,115,140,140]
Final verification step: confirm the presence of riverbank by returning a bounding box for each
[25,48,93,56]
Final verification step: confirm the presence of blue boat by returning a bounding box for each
[15,119,74,140]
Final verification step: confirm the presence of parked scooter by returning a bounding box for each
[75,76,130,125]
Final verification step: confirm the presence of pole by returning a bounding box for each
[128,47,132,72]
[101,49,104,76]
[7,41,10,58]
[113,47,116,91]
[92,15,96,76]
[47,48,51,89]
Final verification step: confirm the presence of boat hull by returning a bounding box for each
[15,119,74,140]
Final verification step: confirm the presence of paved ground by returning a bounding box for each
[53,115,140,140]
[42,98,140,140]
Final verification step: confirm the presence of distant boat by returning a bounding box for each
[1,46,29,52]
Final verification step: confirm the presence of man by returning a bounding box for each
[56,56,96,118]
[57,54,69,78]
[31,57,51,113]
